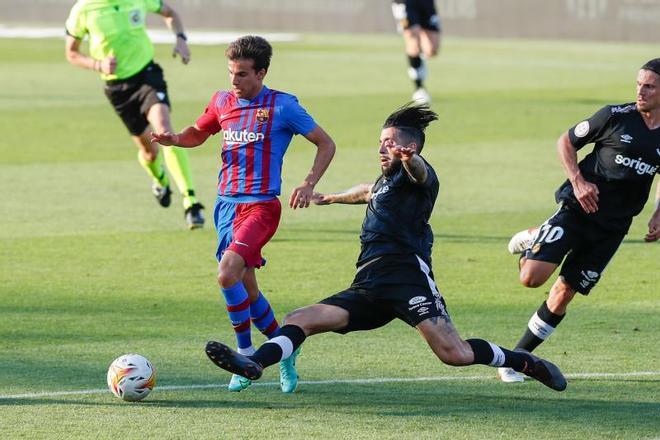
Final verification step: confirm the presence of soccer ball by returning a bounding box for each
[106,353,156,402]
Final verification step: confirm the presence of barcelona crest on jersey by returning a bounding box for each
[256,108,270,123]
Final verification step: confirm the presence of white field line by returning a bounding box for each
[0,25,300,45]
[1,371,659,400]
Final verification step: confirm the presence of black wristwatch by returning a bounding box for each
[176,32,187,41]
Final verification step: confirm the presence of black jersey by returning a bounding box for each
[357,157,439,266]
[555,103,660,232]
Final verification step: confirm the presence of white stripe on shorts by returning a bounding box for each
[415,255,441,298]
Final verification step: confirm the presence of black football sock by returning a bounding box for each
[466,338,535,373]
[408,55,424,89]
[249,324,306,368]
[515,301,565,352]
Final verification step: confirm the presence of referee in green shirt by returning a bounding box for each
[65,0,204,229]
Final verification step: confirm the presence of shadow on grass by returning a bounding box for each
[0,397,271,409]
[2,381,658,431]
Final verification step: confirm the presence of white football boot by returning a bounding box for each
[497,367,525,383]
[507,228,538,254]
[412,87,431,105]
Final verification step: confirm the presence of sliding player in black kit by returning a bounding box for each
[498,59,660,383]
[205,102,567,392]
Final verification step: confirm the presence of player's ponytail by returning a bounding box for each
[383,102,438,151]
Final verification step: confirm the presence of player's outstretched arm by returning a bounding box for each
[312,184,373,205]
[159,2,190,64]
[396,145,428,184]
[151,125,211,148]
[290,125,337,209]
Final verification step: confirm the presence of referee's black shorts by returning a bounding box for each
[319,254,450,333]
[104,61,170,136]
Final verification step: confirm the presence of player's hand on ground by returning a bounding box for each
[289,184,314,209]
[311,192,331,205]
[151,131,179,146]
[101,56,117,75]
[572,178,599,214]
[644,215,660,242]
[173,40,190,64]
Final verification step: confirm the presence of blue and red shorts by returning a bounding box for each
[213,196,281,268]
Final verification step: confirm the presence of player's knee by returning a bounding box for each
[217,271,240,289]
[519,270,546,288]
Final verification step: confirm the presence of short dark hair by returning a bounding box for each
[225,35,273,72]
[641,58,660,77]
[382,102,438,152]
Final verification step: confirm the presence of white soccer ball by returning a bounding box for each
[106,353,156,402]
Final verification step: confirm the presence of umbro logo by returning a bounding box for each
[656,148,660,156]
[620,134,633,144]
[157,92,166,101]
[234,241,249,247]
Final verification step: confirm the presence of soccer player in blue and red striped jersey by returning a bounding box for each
[152,35,336,393]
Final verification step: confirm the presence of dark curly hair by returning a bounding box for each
[382,102,438,152]
[225,35,273,72]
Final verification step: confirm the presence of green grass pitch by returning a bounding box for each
[0,34,659,439]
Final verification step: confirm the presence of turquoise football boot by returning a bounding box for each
[279,347,301,393]
[228,374,252,392]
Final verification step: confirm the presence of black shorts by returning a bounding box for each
[392,0,441,31]
[525,204,626,295]
[319,254,450,333]
[103,61,170,136]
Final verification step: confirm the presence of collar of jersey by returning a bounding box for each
[237,85,269,106]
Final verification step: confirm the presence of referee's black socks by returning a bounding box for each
[250,324,306,368]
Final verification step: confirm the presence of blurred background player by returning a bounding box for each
[152,35,336,392]
[498,59,660,383]
[65,0,205,229]
[391,0,441,105]
[204,103,567,393]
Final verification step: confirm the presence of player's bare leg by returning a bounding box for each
[418,316,566,391]
[403,26,431,104]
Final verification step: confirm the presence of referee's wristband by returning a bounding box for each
[176,32,187,41]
